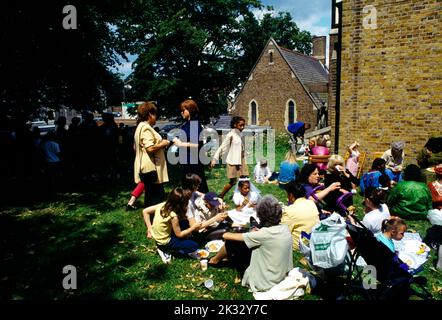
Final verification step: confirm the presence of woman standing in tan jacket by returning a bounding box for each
[134,102,170,206]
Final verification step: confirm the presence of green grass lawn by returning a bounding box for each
[1,134,441,300]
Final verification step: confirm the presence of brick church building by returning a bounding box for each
[230,37,329,133]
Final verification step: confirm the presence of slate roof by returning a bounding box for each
[278,46,328,85]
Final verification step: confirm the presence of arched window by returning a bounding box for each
[250,101,257,125]
[284,99,297,128]
[268,49,274,65]
[288,101,295,124]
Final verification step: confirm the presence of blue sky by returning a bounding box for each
[113,0,332,78]
[259,0,331,36]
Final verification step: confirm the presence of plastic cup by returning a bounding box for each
[204,279,214,290]
[200,259,208,271]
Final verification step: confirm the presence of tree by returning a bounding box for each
[116,0,259,121]
[1,1,313,121]
[0,1,126,118]
[117,1,312,121]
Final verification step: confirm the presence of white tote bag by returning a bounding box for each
[310,213,349,269]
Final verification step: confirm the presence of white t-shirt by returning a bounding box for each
[362,204,391,235]
[253,164,272,183]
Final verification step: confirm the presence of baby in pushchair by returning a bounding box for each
[345,217,432,300]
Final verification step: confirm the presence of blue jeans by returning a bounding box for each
[162,236,199,256]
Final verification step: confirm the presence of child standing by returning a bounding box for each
[346,141,361,178]
[142,188,202,263]
[126,182,144,210]
[376,217,407,253]
[210,116,248,199]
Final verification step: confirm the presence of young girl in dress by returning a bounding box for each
[233,179,260,212]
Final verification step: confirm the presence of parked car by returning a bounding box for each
[30,121,56,136]
[158,123,182,142]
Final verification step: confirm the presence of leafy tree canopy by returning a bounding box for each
[0,1,126,117]
[117,0,312,121]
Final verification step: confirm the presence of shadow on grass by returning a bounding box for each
[0,203,142,299]
[147,264,170,281]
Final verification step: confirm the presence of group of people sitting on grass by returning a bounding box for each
[139,156,442,296]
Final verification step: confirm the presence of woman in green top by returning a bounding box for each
[387,164,432,220]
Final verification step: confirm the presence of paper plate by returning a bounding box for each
[398,252,418,269]
[205,240,224,253]
[196,249,210,259]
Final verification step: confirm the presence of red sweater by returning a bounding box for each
[428,181,442,209]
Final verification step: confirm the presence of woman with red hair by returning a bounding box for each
[173,99,209,193]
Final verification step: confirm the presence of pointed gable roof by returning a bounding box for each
[278,46,328,85]
[231,38,329,112]
[272,39,328,109]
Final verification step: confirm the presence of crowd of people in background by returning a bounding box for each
[0,112,136,199]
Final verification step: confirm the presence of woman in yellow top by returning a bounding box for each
[142,188,202,263]
[134,101,170,206]
[280,181,319,251]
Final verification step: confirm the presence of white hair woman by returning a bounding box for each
[209,195,293,292]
